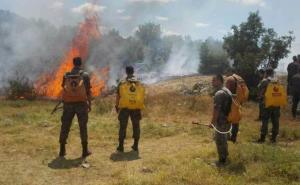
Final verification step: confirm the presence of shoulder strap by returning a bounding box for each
[222,88,233,99]
[232,75,239,91]
[78,70,85,76]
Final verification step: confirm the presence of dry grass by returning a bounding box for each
[0,76,300,185]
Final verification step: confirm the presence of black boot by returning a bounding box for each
[229,136,237,143]
[131,139,139,152]
[216,157,227,167]
[82,143,92,158]
[117,140,124,152]
[256,135,265,143]
[270,136,277,143]
[59,144,66,157]
[219,157,227,164]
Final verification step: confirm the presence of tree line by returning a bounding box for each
[0,10,294,99]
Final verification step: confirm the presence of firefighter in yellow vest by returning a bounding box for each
[59,57,92,158]
[115,66,145,152]
[257,68,283,143]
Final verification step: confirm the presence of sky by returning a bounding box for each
[0,0,299,70]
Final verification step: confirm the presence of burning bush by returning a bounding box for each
[5,75,36,100]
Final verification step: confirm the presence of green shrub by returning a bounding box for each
[5,75,36,100]
[94,97,114,114]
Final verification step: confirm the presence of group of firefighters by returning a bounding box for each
[57,56,300,166]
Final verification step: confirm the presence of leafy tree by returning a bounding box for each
[123,37,144,65]
[223,11,294,89]
[134,23,166,69]
[199,38,229,74]
[135,23,162,46]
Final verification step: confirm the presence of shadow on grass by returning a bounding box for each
[219,161,247,175]
[48,157,83,169]
[110,151,141,162]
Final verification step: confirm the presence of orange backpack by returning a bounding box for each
[62,74,88,103]
[222,89,242,124]
[232,74,249,104]
[227,96,242,124]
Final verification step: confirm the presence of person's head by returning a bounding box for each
[73,57,82,67]
[125,66,134,76]
[293,56,298,62]
[212,74,224,89]
[265,68,274,77]
[258,68,265,78]
[224,68,236,77]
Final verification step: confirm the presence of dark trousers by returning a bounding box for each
[260,107,280,140]
[292,93,300,118]
[215,122,230,160]
[118,109,142,144]
[258,101,264,120]
[59,103,89,145]
[230,124,239,141]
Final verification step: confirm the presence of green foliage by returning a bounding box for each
[223,11,294,88]
[199,38,230,74]
[135,23,162,46]
[94,97,114,115]
[5,74,36,100]
[90,23,185,74]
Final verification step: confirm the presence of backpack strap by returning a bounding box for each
[231,75,238,94]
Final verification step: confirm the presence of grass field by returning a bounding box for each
[0,76,300,185]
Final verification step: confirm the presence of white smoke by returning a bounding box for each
[134,39,200,84]
[0,11,75,87]
[163,42,199,76]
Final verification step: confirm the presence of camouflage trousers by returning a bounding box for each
[214,122,230,160]
[260,106,280,140]
[59,102,89,145]
[118,109,142,142]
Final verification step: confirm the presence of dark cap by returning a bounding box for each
[293,56,298,62]
[73,57,82,66]
[265,68,274,76]
[126,66,134,75]
[258,68,265,73]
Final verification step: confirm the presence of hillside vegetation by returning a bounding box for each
[0,76,300,185]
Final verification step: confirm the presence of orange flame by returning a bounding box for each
[35,15,107,99]
[91,67,109,97]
